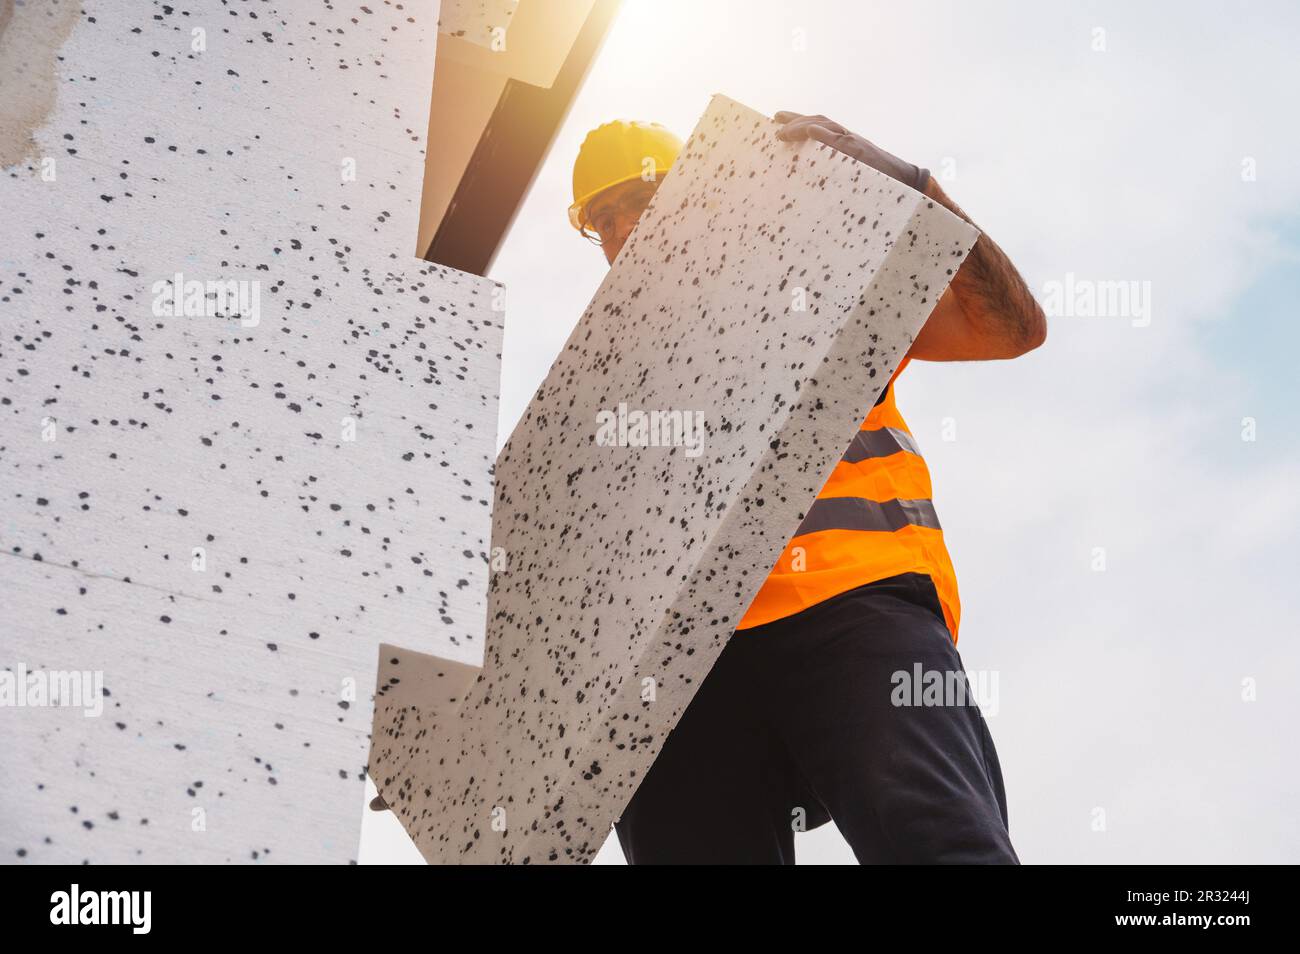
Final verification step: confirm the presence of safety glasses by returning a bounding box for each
[580,180,661,247]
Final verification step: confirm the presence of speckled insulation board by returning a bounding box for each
[369,94,980,863]
[0,1,503,863]
[437,0,518,47]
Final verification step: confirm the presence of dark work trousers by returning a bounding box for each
[614,573,1018,864]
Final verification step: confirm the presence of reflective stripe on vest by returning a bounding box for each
[840,426,923,464]
[795,495,942,536]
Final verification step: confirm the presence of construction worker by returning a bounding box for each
[571,114,1046,864]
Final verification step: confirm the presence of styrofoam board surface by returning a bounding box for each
[1,0,502,863]
[438,0,519,48]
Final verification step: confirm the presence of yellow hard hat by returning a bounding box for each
[568,120,683,231]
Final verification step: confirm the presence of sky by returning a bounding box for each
[362,0,1300,864]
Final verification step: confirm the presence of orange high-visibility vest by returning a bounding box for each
[736,358,961,640]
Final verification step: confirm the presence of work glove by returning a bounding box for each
[774,111,930,194]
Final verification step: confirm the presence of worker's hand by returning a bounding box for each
[774,111,929,193]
